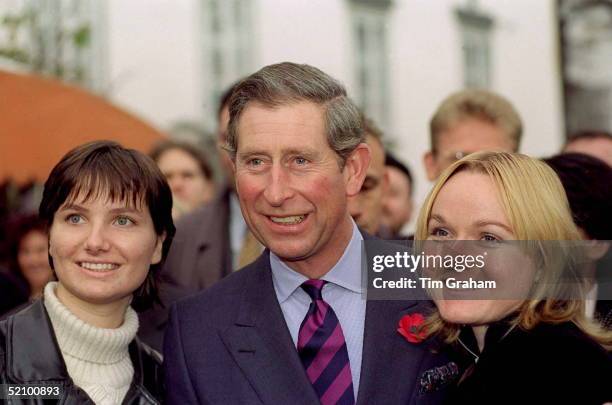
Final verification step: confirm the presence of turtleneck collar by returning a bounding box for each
[43,282,138,364]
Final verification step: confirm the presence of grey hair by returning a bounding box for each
[225,62,364,165]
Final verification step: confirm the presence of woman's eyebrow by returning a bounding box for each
[475,220,513,233]
[429,214,445,224]
[108,207,143,215]
[58,203,87,212]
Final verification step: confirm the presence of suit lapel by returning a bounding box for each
[219,252,320,405]
[357,299,427,405]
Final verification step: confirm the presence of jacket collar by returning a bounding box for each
[4,299,156,397]
[5,300,69,382]
[219,250,321,405]
[221,238,429,404]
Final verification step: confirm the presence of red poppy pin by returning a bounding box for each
[397,313,427,343]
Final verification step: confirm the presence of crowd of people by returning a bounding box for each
[0,61,611,404]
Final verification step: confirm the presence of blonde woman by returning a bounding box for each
[415,151,611,405]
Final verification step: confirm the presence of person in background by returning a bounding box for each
[348,117,389,236]
[415,151,611,405]
[544,152,612,329]
[0,214,54,316]
[0,140,175,403]
[163,81,258,283]
[138,82,264,352]
[150,139,215,220]
[563,130,612,167]
[381,153,413,238]
[423,89,522,181]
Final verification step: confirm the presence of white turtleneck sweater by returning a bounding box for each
[43,282,138,405]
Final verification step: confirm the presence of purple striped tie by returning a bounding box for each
[298,280,355,405]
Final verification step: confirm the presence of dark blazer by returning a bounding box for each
[138,187,233,350]
[0,300,164,404]
[161,187,232,292]
[164,249,451,404]
[446,319,612,405]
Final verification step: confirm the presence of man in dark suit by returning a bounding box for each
[164,62,450,404]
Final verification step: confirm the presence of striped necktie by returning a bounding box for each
[298,280,355,405]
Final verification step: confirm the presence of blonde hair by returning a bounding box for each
[415,151,612,348]
[429,89,522,153]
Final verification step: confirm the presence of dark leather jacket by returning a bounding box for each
[0,300,164,404]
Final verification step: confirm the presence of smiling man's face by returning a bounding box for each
[234,101,369,274]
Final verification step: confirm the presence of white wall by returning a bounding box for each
[255,0,354,90]
[389,0,464,230]
[385,0,563,231]
[99,0,563,232]
[484,0,564,156]
[105,0,202,130]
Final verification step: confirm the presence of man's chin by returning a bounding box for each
[267,241,313,263]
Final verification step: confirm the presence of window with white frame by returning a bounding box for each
[455,4,494,89]
[201,0,253,130]
[0,0,105,91]
[350,0,392,130]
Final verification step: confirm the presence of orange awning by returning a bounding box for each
[0,70,167,184]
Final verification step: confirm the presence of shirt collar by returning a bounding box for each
[270,220,364,303]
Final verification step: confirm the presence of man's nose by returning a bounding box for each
[263,165,294,206]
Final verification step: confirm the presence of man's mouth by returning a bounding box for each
[269,215,307,225]
[78,262,120,272]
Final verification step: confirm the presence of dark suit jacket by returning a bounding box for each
[164,250,451,404]
[138,187,233,350]
[163,187,233,291]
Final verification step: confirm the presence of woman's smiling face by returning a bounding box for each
[49,192,164,307]
[426,170,535,325]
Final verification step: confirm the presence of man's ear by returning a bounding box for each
[423,151,438,181]
[344,143,371,197]
[151,232,166,265]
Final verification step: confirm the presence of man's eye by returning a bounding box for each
[295,157,307,165]
[66,214,83,224]
[248,158,263,166]
[115,216,134,226]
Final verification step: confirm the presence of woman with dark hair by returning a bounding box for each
[0,140,175,404]
[0,214,54,316]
